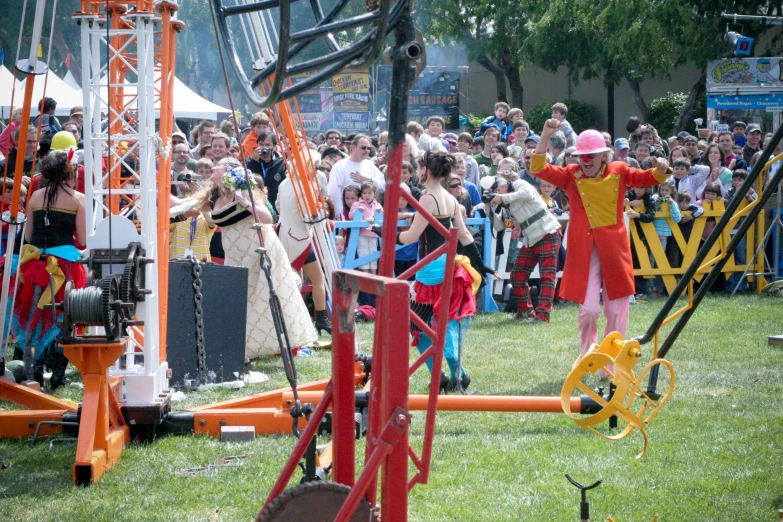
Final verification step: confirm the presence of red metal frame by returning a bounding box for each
[255,127,459,520]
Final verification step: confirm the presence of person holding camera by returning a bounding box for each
[246,131,287,212]
[487,162,562,322]
[531,119,671,360]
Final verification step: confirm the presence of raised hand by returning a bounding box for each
[541,118,563,136]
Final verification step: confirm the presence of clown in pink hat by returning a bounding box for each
[529,118,671,367]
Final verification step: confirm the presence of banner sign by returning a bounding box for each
[294,93,323,114]
[333,111,370,132]
[407,70,461,129]
[707,92,783,110]
[332,72,371,93]
[298,113,323,132]
[707,58,783,87]
[333,92,370,112]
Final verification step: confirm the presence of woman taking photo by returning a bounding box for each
[12,151,87,387]
[191,157,316,358]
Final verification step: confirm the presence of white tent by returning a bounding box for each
[0,65,22,120]
[96,72,232,120]
[15,72,83,117]
[63,69,81,91]
[170,75,232,120]
[1,69,231,121]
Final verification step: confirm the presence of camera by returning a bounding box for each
[177,172,201,183]
[260,147,271,157]
[479,176,499,204]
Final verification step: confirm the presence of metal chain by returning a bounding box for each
[189,256,207,384]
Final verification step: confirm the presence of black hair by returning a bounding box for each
[491,143,509,158]
[342,184,361,216]
[39,97,57,114]
[672,158,691,170]
[360,181,376,194]
[257,131,278,146]
[732,169,748,180]
[321,146,345,161]
[626,116,641,134]
[40,153,74,211]
[421,151,454,180]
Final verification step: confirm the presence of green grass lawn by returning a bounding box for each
[1,294,782,521]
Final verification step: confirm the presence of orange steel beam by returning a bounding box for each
[286,391,580,414]
[194,408,306,437]
[0,379,78,412]
[191,393,578,437]
[62,341,130,486]
[0,411,70,438]
[190,363,366,412]
[154,1,179,364]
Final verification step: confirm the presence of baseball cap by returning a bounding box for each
[70,106,84,117]
[614,138,630,150]
[676,131,690,139]
[747,123,761,134]
[443,133,458,143]
[172,131,187,142]
[524,135,540,144]
[240,125,251,133]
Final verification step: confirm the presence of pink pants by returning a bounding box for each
[577,246,630,358]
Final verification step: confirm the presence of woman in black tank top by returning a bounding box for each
[397,152,493,393]
[12,151,87,387]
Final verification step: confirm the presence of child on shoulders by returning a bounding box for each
[348,181,383,274]
[475,102,510,142]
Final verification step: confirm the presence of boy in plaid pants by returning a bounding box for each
[491,168,562,322]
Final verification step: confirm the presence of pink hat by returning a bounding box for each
[573,129,611,156]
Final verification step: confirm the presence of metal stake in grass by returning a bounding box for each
[565,474,602,522]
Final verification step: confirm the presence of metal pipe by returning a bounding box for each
[637,121,783,345]
[285,391,582,413]
[26,0,47,68]
[721,12,783,24]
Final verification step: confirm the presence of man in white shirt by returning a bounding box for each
[327,134,386,207]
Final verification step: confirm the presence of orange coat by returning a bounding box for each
[530,156,668,304]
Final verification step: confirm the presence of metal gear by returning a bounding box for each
[120,242,143,306]
[101,277,120,339]
[257,482,379,522]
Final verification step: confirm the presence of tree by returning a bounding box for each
[0,0,82,83]
[416,0,530,106]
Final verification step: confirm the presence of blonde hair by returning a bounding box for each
[188,157,265,211]
[498,157,518,172]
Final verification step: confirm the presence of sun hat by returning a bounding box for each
[573,129,611,156]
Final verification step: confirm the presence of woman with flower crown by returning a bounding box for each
[190,157,316,358]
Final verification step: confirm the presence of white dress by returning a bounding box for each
[214,202,317,358]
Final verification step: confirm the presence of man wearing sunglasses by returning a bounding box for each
[530,119,670,362]
[327,134,385,209]
[324,129,345,152]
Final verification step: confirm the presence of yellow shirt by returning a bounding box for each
[170,215,215,262]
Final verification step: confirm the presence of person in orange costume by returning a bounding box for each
[530,119,671,359]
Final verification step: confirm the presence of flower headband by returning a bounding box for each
[222,167,257,192]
